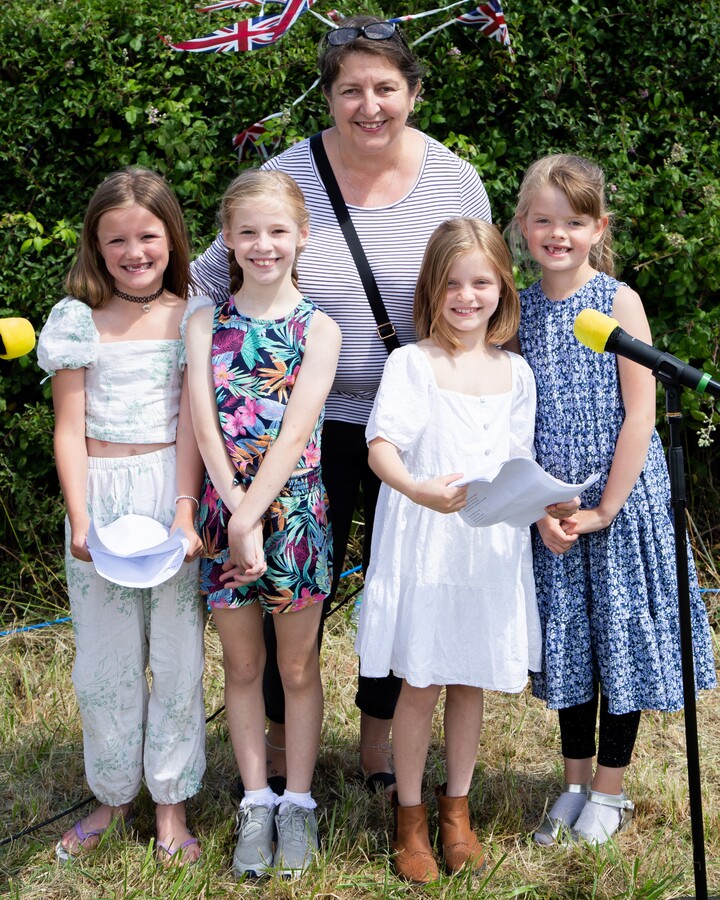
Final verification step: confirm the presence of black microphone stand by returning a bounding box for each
[660,379,717,900]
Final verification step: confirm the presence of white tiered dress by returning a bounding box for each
[355,344,542,691]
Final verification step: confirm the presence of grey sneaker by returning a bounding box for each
[273,804,318,878]
[232,803,275,878]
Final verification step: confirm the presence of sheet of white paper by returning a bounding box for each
[87,514,190,587]
[451,457,600,528]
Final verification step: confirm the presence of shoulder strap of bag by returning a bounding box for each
[310,132,400,353]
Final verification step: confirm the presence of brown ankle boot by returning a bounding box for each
[436,783,485,874]
[390,794,439,883]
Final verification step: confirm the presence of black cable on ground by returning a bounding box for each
[0,565,367,847]
[0,797,93,849]
[323,582,363,621]
[0,704,229,849]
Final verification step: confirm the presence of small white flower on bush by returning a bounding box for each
[665,231,686,248]
[146,106,166,125]
[665,142,688,166]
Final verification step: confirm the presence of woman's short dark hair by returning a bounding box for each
[319,15,423,95]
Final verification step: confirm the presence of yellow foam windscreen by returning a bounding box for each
[573,308,620,353]
[0,318,35,360]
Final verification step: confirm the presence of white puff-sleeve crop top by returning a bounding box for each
[37,296,186,444]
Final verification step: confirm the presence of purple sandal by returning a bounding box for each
[157,836,201,865]
[55,814,134,863]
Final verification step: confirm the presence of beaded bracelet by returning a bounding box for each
[175,494,200,510]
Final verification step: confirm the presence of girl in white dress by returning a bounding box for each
[355,218,541,883]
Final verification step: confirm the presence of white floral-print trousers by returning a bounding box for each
[65,447,206,807]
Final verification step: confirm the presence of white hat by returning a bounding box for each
[86,514,190,588]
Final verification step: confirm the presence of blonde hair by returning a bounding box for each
[414,218,519,353]
[219,170,310,295]
[510,153,615,276]
[66,167,190,308]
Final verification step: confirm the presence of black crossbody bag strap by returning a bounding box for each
[310,132,400,353]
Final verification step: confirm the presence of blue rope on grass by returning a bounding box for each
[1,578,716,640]
[0,616,72,638]
[0,566,364,638]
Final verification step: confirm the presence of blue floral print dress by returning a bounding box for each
[199,295,332,613]
[518,272,716,714]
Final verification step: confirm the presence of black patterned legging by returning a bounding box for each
[558,691,641,768]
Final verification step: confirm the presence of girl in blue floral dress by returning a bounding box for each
[186,170,341,879]
[512,154,716,846]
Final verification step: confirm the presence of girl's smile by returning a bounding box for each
[223,199,308,295]
[442,250,501,335]
[521,185,605,275]
[96,204,171,297]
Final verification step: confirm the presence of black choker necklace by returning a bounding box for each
[114,285,164,313]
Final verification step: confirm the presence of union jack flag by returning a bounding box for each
[456,1,511,51]
[195,0,280,12]
[232,121,276,160]
[167,0,313,52]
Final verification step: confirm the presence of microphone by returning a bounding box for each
[574,309,720,399]
[0,317,36,360]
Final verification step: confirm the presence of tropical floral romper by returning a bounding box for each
[199,295,332,614]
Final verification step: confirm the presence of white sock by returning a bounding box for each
[546,789,587,827]
[276,790,316,811]
[572,792,624,844]
[240,787,276,809]
[534,787,588,845]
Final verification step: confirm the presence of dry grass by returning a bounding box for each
[1,572,719,899]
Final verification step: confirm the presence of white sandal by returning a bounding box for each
[571,790,635,844]
[533,783,590,846]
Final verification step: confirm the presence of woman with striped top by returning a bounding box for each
[190,14,492,797]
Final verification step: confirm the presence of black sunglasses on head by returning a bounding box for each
[325,21,401,46]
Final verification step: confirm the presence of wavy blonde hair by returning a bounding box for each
[509,153,615,276]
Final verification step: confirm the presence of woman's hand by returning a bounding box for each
[537,514,578,555]
[412,474,468,514]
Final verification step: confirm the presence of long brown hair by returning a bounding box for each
[219,170,310,295]
[414,218,520,354]
[66,167,191,308]
[510,153,615,276]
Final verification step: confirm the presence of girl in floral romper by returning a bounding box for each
[38,168,206,865]
[185,170,341,879]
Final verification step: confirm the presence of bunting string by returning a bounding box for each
[165,1,512,157]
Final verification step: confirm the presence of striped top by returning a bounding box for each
[190,131,492,424]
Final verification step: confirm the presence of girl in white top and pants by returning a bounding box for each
[38,167,206,864]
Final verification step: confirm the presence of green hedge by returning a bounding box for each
[1,0,718,612]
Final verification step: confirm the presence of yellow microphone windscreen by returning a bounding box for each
[573,309,620,354]
[0,317,36,360]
